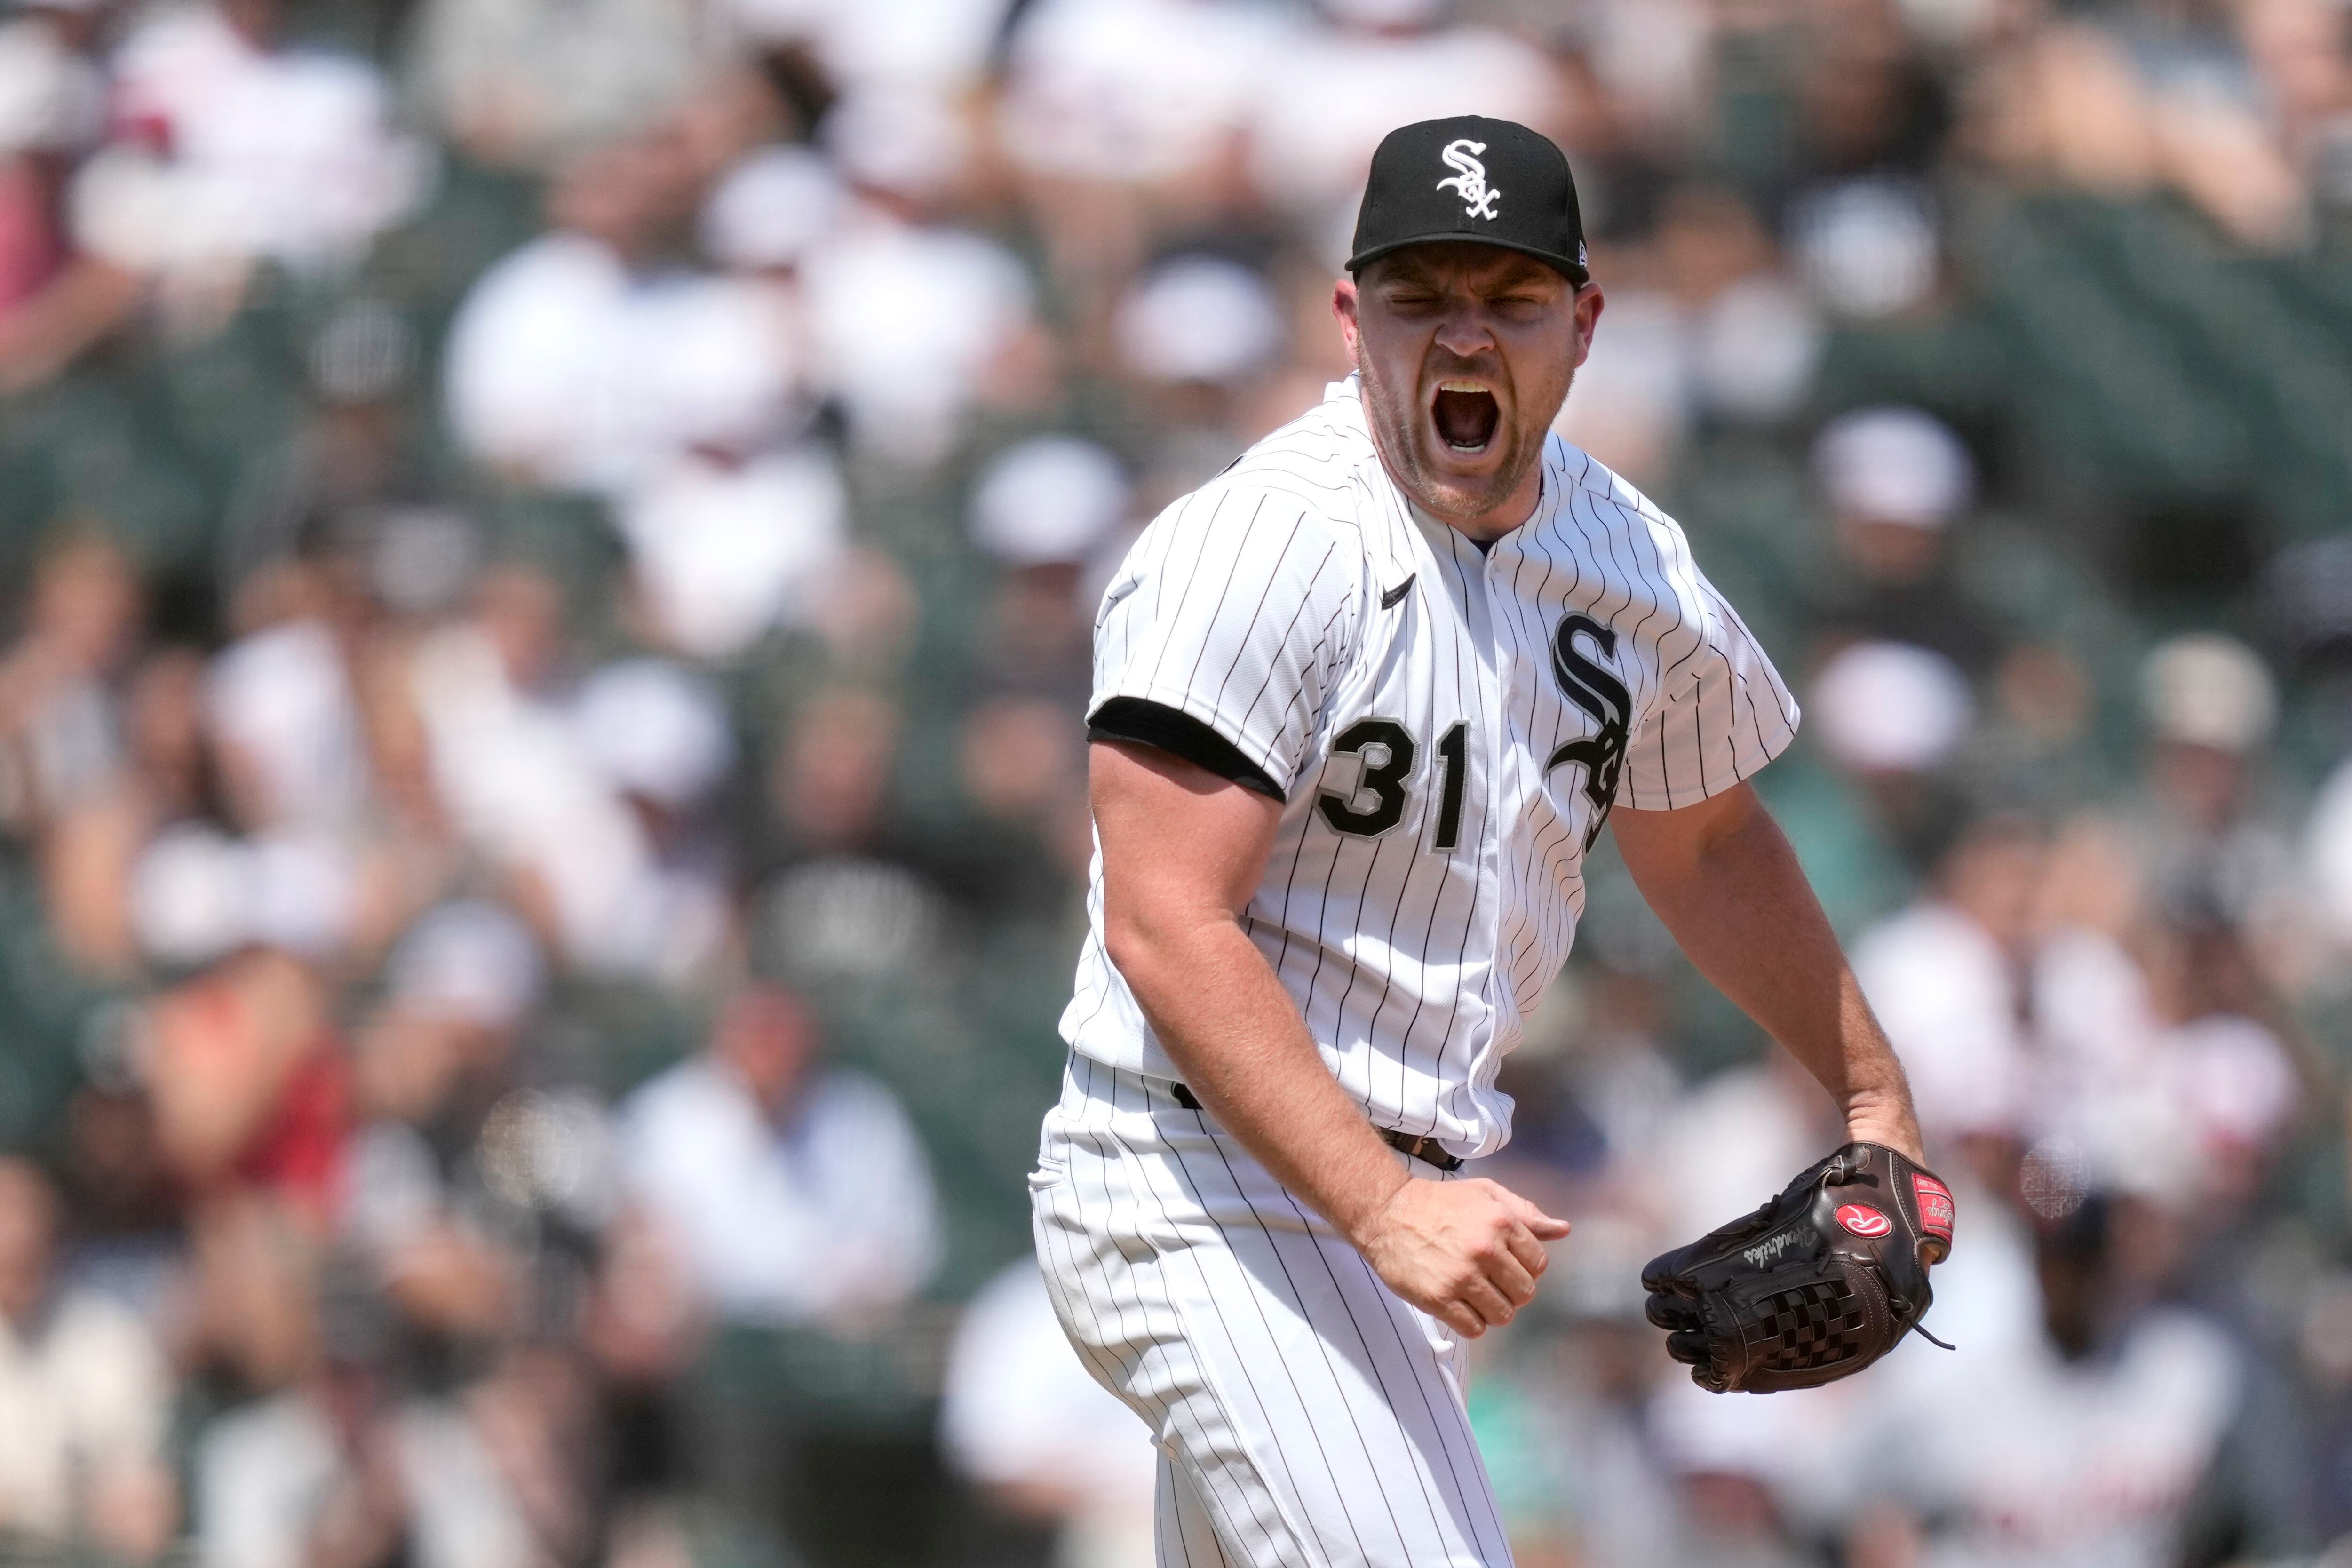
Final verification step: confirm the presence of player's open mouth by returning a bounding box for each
[1430,381,1500,454]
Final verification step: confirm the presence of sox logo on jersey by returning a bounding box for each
[1546,613,1632,848]
[1034,373,1799,1568]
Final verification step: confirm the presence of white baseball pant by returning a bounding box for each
[1030,1054,1514,1568]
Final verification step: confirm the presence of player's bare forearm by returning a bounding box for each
[1611,783,1924,1164]
[1091,740,1410,1237]
[1091,740,1568,1335]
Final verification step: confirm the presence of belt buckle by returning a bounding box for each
[1382,1126,1463,1173]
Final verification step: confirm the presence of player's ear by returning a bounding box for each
[1333,275,1364,368]
[1569,282,1605,372]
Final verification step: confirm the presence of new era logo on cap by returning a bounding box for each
[1350,115,1589,285]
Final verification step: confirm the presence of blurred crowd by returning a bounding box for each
[0,0,2348,1565]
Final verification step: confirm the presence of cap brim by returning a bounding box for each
[1347,232,1589,287]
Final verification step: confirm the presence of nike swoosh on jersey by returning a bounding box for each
[1381,575,1416,609]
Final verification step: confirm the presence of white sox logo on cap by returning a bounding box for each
[1435,139,1500,220]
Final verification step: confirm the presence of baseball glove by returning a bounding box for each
[1641,1142,1955,1394]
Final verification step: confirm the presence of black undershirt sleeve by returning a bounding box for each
[1086,697,1285,800]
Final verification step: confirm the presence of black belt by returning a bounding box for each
[1168,1082,1464,1172]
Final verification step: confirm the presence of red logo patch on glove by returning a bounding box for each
[1836,1203,1892,1238]
[1912,1175,1956,1242]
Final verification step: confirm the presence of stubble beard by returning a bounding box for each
[1358,353,1568,527]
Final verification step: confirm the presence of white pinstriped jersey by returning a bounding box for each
[1061,374,1798,1158]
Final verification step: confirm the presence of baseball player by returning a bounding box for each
[1032,116,1951,1568]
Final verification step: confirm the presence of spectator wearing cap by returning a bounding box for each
[2126,634,2300,942]
[1112,254,1289,497]
[799,91,1045,466]
[0,1157,177,1563]
[965,435,1132,702]
[1787,637,1977,920]
[598,152,850,667]
[444,133,800,494]
[106,592,374,975]
[571,659,737,978]
[1810,639,1976,786]
[615,440,852,665]
[596,144,851,666]
[344,901,550,1345]
[897,437,1130,922]
[1810,406,2002,676]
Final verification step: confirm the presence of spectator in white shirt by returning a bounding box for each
[619,982,938,1329]
[0,1157,176,1562]
[76,0,425,278]
[1851,815,2046,1150]
[1856,1193,2305,1568]
[941,1258,1157,1568]
[801,90,1042,466]
[444,135,799,494]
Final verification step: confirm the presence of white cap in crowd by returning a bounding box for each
[205,621,366,831]
[1114,255,1284,387]
[572,659,738,811]
[129,825,357,966]
[700,145,843,272]
[1813,406,1975,529]
[1790,176,1941,321]
[2139,633,2277,754]
[0,13,103,155]
[969,437,1132,566]
[385,900,546,1033]
[619,447,850,661]
[821,84,970,199]
[1811,640,1974,774]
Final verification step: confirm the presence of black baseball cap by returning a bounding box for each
[1347,116,1589,286]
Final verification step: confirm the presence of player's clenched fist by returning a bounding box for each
[1352,1178,1572,1338]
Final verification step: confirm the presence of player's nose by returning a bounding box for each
[1430,306,1498,360]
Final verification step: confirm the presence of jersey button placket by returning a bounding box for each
[1480,541,1521,840]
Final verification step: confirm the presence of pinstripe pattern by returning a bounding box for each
[1033,1059,1505,1568]
[1059,375,1798,1159]
[1043,375,1800,1567]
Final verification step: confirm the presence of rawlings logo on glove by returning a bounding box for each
[1642,1143,1954,1394]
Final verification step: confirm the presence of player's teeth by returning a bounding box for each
[1437,381,1489,394]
